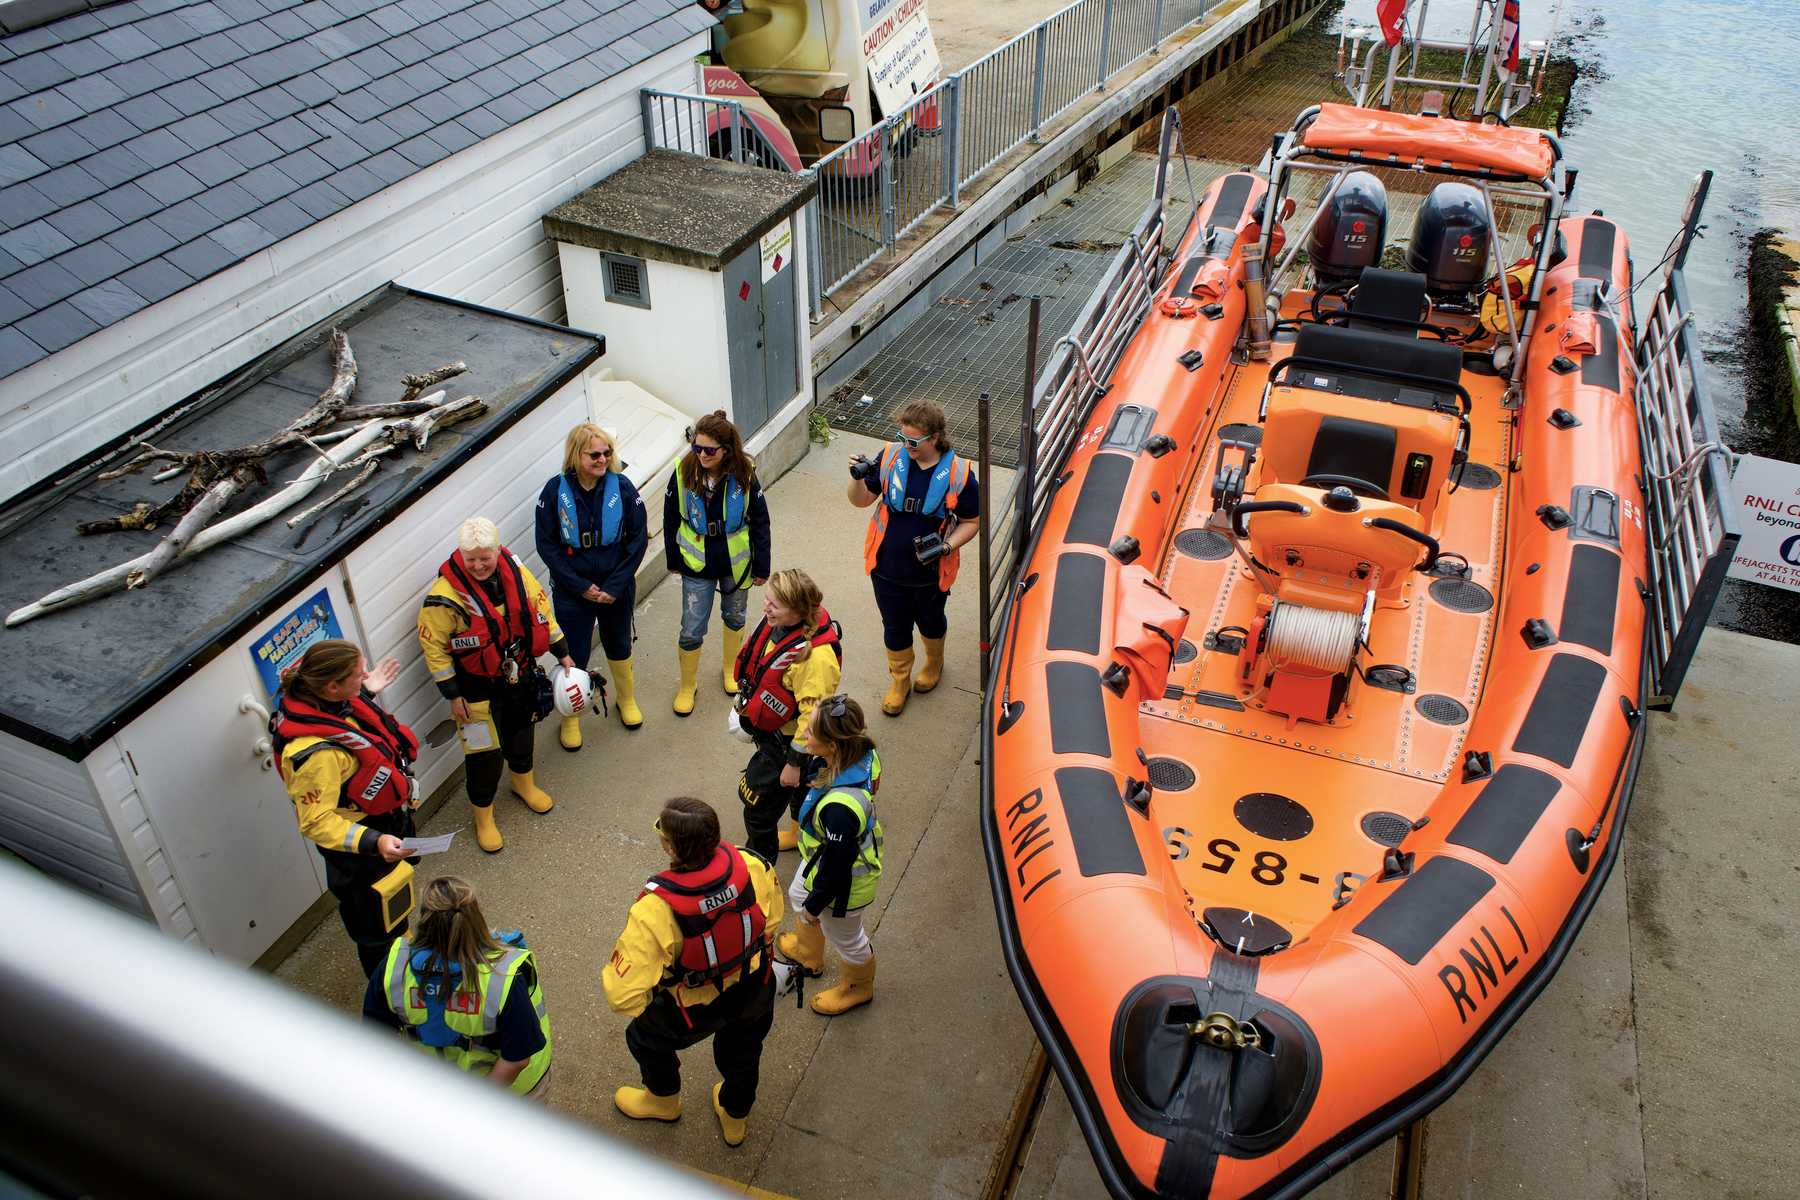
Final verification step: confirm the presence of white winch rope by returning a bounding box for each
[1266,602,1360,674]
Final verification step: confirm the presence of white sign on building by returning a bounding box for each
[1727,452,1800,593]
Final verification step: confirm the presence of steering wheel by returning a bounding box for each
[1302,473,1390,500]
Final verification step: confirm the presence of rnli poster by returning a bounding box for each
[1728,453,1800,593]
[251,589,344,697]
[860,0,941,117]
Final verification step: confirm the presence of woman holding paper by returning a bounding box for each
[269,638,421,977]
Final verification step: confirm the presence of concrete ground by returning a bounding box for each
[274,432,1034,1198]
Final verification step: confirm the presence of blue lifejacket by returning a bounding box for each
[557,473,623,550]
[797,749,879,832]
[882,449,961,519]
[680,472,747,539]
[409,929,528,1048]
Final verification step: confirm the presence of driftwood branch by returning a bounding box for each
[125,469,256,590]
[399,361,466,403]
[7,422,389,627]
[285,458,381,529]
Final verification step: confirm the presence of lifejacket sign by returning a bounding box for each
[859,0,941,118]
[1727,452,1800,593]
[251,589,344,697]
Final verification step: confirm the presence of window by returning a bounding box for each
[602,253,650,309]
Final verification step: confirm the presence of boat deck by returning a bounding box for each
[1140,297,1516,944]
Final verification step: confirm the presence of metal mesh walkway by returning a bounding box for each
[818,152,1212,465]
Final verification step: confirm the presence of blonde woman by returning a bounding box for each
[268,638,418,976]
[419,517,576,853]
[366,875,552,1098]
[663,411,771,715]
[731,568,841,864]
[777,695,883,1015]
[534,422,649,749]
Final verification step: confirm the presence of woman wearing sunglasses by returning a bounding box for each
[534,422,649,750]
[664,411,771,716]
[776,694,883,1015]
[846,399,981,716]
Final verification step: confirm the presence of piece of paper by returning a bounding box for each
[457,716,496,752]
[399,833,456,856]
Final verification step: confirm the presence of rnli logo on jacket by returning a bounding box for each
[409,986,481,1014]
[450,635,482,650]
[360,766,392,802]
[757,690,792,719]
[699,884,740,914]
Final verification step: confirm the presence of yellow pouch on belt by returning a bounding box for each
[457,706,498,754]
[373,860,416,932]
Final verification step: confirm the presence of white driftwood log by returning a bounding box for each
[6,422,388,627]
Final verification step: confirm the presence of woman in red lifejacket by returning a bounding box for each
[269,639,419,976]
[730,568,842,864]
[605,797,797,1147]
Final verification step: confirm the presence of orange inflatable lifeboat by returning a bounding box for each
[982,103,1738,1198]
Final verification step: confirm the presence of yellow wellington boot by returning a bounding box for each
[777,823,799,852]
[711,1083,747,1148]
[914,635,946,693]
[776,919,826,975]
[511,770,553,814]
[470,802,503,853]
[673,646,701,716]
[720,624,744,695]
[607,657,643,729]
[882,648,914,716]
[811,953,875,1016]
[614,1085,682,1122]
[557,715,582,752]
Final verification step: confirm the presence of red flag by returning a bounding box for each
[1498,0,1522,70]
[1377,0,1406,45]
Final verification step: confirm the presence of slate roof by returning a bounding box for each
[0,0,714,381]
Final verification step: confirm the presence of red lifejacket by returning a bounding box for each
[437,549,550,681]
[641,845,768,991]
[733,608,843,732]
[269,693,419,816]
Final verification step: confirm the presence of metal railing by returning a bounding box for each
[641,0,1214,312]
[640,88,762,165]
[976,112,1183,675]
[1632,170,1739,710]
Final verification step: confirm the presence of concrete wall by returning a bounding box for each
[0,42,705,508]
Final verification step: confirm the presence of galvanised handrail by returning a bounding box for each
[638,0,1213,315]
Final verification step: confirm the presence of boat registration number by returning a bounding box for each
[1162,828,1367,906]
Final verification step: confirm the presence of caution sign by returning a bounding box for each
[760,220,791,282]
[860,0,941,118]
[1727,452,1800,593]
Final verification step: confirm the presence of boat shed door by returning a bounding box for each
[722,224,799,441]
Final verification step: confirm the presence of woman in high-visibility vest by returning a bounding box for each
[662,411,771,716]
[365,875,553,1099]
[269,639,419,977]
[776,694,883,1016]
[533,422,649,750]
[846,399,981,716]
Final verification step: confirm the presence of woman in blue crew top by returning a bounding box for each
[534,422,648,751]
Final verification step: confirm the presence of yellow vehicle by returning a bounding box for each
[698,0,943,172]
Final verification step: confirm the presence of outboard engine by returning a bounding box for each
[1407,182,1493,307]
[1306,171,1388,287]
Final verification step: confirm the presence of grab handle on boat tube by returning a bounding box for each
[1188,1012,1262,1052]
[1230,500,1309,539]
[1363,516,1442,572]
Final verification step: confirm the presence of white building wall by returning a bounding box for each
[559,244,735,422]
[0,43,705,508]
[0,730,145,916]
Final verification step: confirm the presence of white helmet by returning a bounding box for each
[552,666,594,717]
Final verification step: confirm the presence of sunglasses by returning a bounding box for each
[692,443,724,456]
[584,449,610,459]
[821,693,850,720]
[896,430,927,448]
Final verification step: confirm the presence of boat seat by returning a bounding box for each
[1346,268,1428,332]
[1284,324,1466,411]
[1238,482,1435,608]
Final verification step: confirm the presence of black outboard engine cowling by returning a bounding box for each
[1406,182,1492,306]
[1306,171,1388,287]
